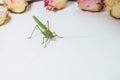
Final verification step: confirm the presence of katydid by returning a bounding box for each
[28,15,62,48]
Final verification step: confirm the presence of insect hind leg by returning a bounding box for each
[45,20,50,30]
[27,25,37,39]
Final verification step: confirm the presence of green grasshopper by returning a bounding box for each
[28,15,62,48]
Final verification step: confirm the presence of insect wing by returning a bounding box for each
[32,16,47,31]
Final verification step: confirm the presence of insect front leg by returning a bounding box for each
[53,32,63,38]
[44,38,49,48]
[41,37,45,45]
[37,26,47,46]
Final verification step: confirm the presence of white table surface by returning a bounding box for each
[0,1,120,80]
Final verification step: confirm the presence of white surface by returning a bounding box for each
[0,1,120,80]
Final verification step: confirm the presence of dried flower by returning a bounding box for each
[104,0,120,19]
[44,0,67,11]
[0,6,8,25]
[77,0,103,12]
[3,0,28,13]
